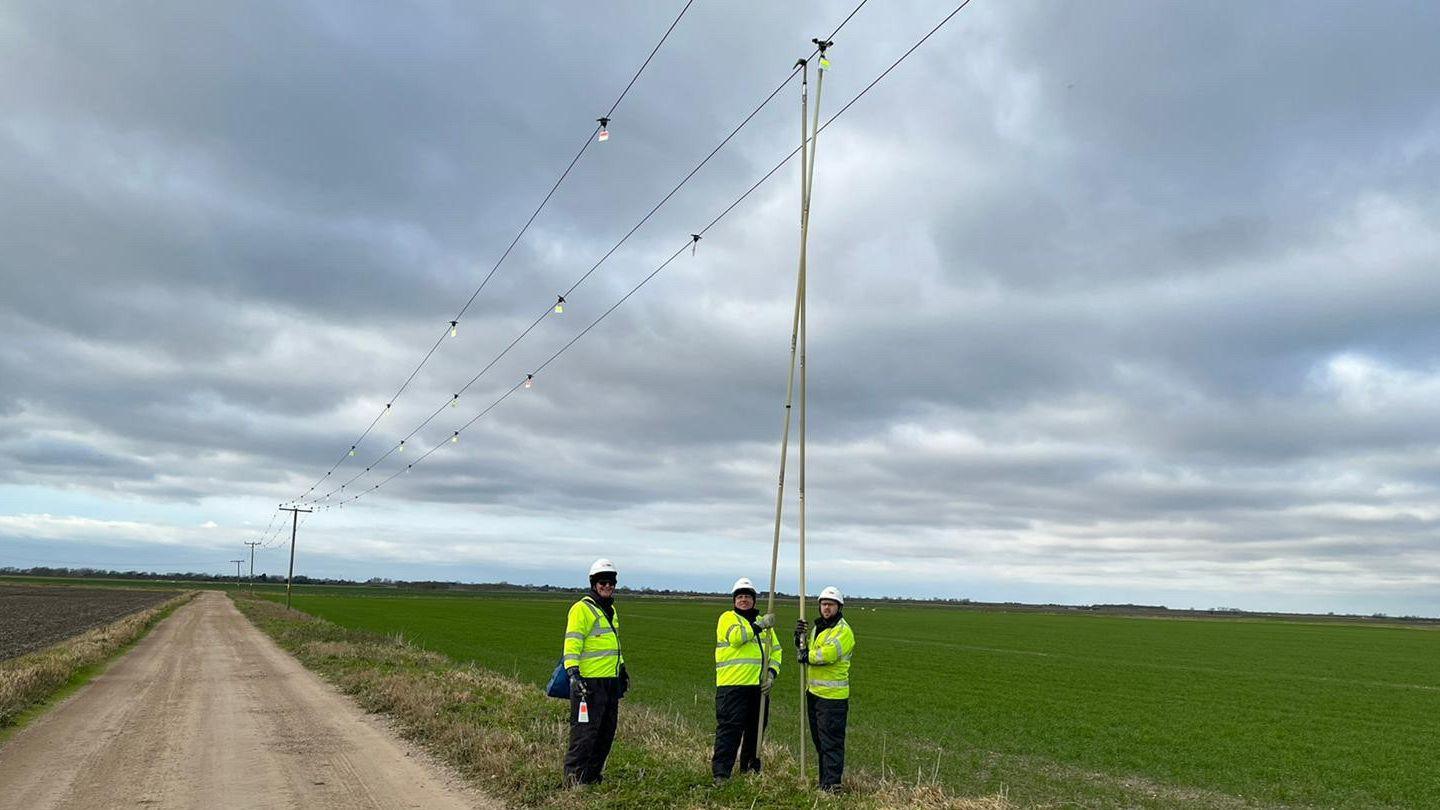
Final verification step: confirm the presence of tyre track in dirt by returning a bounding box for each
[0,590,496,810]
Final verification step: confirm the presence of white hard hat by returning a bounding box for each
[588,559,618,578]
[731,577,757,596]
[818,586,844,605]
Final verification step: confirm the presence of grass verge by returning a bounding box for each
[0,590,196,735]
[232,592,1010,809]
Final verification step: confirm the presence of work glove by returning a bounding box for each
[794,619,809,649]
[619,664,631,698]
[567,667,587,698]
[755,612,776,630]
[797,645,810,665]
[760,668,777,696]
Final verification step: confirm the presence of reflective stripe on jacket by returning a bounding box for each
[563,597,623,678]
[715,610,782,687]
[805,617,854,699]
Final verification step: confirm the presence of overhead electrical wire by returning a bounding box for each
[315,0,978,511]
[263,508,315,549]
[287,0,698,505]
[295,0,876,510]
[254,506,281,545]
[446,0,699,327]
[603,0,697,122]
[261,504,312,548]
[260,519,286,548]
[262,519,290,548]
[300,69,791,505]
[556,1,873,301]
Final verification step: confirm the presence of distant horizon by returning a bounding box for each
[6,557,1437,622]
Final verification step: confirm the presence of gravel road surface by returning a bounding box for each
[0,590,495,809]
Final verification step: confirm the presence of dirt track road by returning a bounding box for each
[0,591,494,810]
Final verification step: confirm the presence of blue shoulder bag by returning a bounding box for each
[546,658,571,699]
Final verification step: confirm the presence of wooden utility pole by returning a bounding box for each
[279,506,312,610]
[244,541,262,593]
[230,559,244,584]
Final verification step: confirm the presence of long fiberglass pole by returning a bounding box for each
[798,44,830,773]
[798,57,822,775]
[759,58,811,756]
[800,42,828,774]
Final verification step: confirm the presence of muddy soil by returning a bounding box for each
[0,585,172,660]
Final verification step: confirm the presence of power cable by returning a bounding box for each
[605,0,697,120]
[265,508,309,548]
[301,72,789,505]
[556,0,874,300]
[297,0,875,509]
[263,507,299,547]
[254,506,281,546]
[288,0,698,504]
[318,0,976,510]
[557,0,873,303]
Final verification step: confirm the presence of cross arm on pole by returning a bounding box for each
[279,506,313,610]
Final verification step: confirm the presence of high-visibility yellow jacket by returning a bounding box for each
[804,617,855,699]
[715,610,782,687]
[563,597,623,678]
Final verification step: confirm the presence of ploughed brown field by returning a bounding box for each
[0,585,172,660]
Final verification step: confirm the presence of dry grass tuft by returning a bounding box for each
[865,780,1013,809]
[302,638,449,669]
[0,591,194,726]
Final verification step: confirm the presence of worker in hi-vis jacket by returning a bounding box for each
[795,586,855,792]
[561,558,628,787]
[712,576,782,783]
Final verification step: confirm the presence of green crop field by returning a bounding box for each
[266,590,1438,808]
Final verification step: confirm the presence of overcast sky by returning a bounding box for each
[3,1,1438,616]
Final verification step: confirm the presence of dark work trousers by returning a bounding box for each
[564,677,620,786]
[712,684,770,778]
[806,692,849,789]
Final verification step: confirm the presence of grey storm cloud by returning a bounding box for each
[3,0,1440,613]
